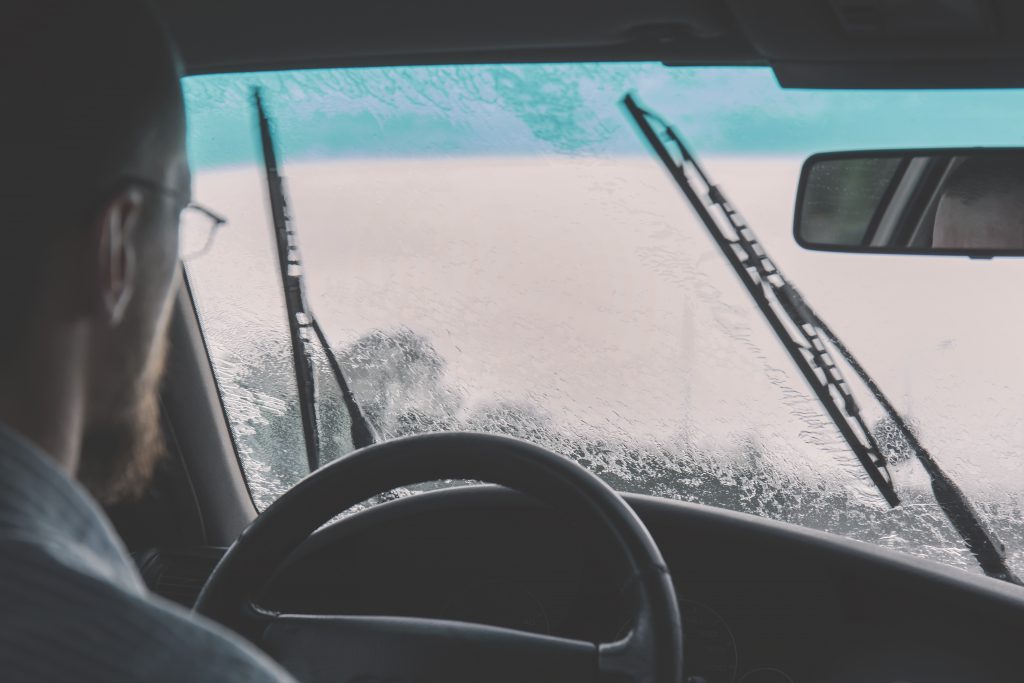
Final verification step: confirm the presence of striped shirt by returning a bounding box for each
[0,423,294,682]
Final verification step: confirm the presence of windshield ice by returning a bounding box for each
[183,64,1024,577]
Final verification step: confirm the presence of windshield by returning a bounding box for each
[183,63,1024,578]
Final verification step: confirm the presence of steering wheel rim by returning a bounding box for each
[195,431,683,683]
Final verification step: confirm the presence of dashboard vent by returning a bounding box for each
[136,547,226,607]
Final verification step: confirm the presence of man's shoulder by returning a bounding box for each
[0,537,294,682]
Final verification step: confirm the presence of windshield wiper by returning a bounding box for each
[622,93,1021,585]
[254,88,377,471]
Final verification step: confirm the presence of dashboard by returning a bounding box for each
[256,486,1024,682]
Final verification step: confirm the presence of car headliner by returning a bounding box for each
[156,0,1024,88]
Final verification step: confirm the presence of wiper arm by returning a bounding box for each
[622,93,1020,585]
[254,88,377,472]
[812,314,1021,584]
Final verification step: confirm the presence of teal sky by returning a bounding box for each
[183,64,1024,170]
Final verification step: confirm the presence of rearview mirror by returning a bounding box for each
[794,148,1024,257]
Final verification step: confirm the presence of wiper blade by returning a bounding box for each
[254,88,377,471]
[622,93,1021,585]
[622,94,899,505]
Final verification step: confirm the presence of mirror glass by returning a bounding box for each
[795,149,1024,256]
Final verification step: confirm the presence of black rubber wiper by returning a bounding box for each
[622,93,1021,585]
[254,88,377,471]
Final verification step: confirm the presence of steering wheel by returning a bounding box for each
[195,432,683,683]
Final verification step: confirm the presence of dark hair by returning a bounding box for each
[1,0,182,196]
[0,1,182,351]
[941,155,1024,207]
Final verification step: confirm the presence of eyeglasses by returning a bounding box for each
[124,176,228,261]
[178,202,228,261]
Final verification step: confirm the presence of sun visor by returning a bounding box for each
[727,0,1024,89]
[773,59,1024,89]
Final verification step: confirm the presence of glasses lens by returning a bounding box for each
[180,205,220,260]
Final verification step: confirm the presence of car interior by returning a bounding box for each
[94,1,1024,682]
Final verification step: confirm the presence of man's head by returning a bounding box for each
[933,156,1024,250]
[1,1,187,503]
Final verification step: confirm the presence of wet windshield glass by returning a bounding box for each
[183,64,1024,577]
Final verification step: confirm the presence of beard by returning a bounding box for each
[78,332,170,506]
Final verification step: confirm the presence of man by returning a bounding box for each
[0,2,294,680]
[932,155,1024,250]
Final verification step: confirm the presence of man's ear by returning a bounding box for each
[93,188,143,326]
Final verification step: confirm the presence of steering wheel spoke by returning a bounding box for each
[263,614,596,683]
